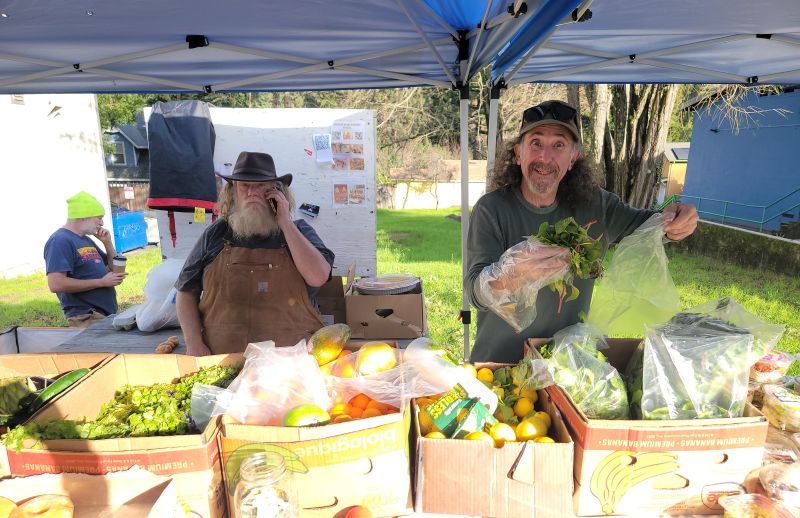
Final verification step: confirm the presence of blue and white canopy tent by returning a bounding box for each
[2,0,799,357]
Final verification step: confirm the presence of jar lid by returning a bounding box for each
[353,274,420,295]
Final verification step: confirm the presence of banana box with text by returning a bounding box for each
[528,338,768,517]
[413,363,574,518]
[0,353,243,518]
[220,403,413,517]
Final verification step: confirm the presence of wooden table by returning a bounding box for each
[54,315,186,354]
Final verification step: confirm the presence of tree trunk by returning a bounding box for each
[584,84,612,186]
[566,85,582,138]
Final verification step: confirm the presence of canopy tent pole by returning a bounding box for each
[486,81,503,180]
[459,84,471,361]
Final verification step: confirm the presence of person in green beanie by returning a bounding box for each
[43,191,127,327]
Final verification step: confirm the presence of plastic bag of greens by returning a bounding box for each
[587,213,680,337]
[548,324,629,419]
[640,307,762,420]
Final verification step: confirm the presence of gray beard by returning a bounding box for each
[526,162,560,196]
[228,203,279,239]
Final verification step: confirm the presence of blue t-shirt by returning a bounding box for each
[43,228,117,318]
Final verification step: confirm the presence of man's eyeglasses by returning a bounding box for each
[521,101,578,129]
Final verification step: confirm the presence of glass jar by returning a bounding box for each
[234,452,298,518]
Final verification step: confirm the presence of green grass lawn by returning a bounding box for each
[2,209,798,368]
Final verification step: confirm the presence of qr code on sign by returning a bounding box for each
[313,134,331,152]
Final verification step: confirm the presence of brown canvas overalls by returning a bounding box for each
[198,243,324,353]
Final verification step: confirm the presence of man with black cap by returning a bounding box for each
[44,191,127,327]
[175,151,334,355]
[465,100,699,363]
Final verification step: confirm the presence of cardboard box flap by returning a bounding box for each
[344,262,357,295]
[0,353,112,380]
[507,440,535,485]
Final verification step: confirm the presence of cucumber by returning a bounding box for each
[19,368,91,416]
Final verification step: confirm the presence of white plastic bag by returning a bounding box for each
[136,258,184,332]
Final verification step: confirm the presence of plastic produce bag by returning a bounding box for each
[477,238,570,332]
[587,213,681,337]
[136,258,185,332]
[210,340,332,425]
[327,338,499,412]
[638,303,770,419]
[548,324,629,419]
[763,384,800,432]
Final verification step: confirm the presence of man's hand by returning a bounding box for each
[487,241,571,293]
[662,203,699,241]
[100,271,127,287]
[95,227,114,245]
[186,339,212,356]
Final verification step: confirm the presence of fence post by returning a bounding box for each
[722,201,728,225]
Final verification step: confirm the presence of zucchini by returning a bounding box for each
[19,368,91,415]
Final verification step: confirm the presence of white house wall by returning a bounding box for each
[389,181,486,210]
[0,94,109,278]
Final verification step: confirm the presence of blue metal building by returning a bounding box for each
[683,88,800,233]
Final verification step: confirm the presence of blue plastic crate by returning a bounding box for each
[111,210,148,253]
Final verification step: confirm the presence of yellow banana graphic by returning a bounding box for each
[589,450,635,514]
[591,451,680,514]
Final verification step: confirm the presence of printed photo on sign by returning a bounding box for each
[349,157,365,170]
[334,157,349,170]
[349,184,365,204]
[354,130,364,141]
[333,184,349,205]
[332,130,342,141]
[351,143,364,154]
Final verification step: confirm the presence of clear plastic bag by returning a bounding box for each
[327,338,499,412]
[477,239,570,332]
[548,324,629,419]
[212,340,332,425]
[587,213,681,337]
[763,384,800,432]
[639,305,765,419]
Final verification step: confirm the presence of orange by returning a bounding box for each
[383,405,399,414]
[361,408,382,419]
[337,349,352,359]
[513,397,535,418]
[333,414,353,423]
[346,405,364,419]
[365,400,383,411]
[349,393,371,409]
[344,505,373,518]
[282,404,331,427]
[425,431,446,439]
[476,368,494,383]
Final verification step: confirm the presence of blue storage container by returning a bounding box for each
[111,210,148,252]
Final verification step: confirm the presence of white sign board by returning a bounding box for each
[146,107,377,277]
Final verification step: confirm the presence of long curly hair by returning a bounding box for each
[488,138,599,209]
[216,181,296,219]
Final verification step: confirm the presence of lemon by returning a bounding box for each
[463,431,494,445]
[355,341,397,375]
[513,397,534,418]
[515,416,548,441]
[418,410,439,435]
[520,387,538,403]
[491,386,505,400]
[425,431,446,439]
[533,411,551,429]
[489,422,517,447]
[534,436,555,443]
[460,363,478,378]
[476,368,494,383]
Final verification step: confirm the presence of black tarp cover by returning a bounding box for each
[147,100,217,212]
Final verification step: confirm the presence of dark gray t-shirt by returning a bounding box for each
[465,188,655,363]
[43,228,116,318]
[175,219,335,307]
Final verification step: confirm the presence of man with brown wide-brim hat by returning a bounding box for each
[175,151,334,355]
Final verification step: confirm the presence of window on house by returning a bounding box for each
[111,141,126,164]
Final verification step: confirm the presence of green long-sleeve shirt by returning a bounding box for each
[465,187,655,363]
